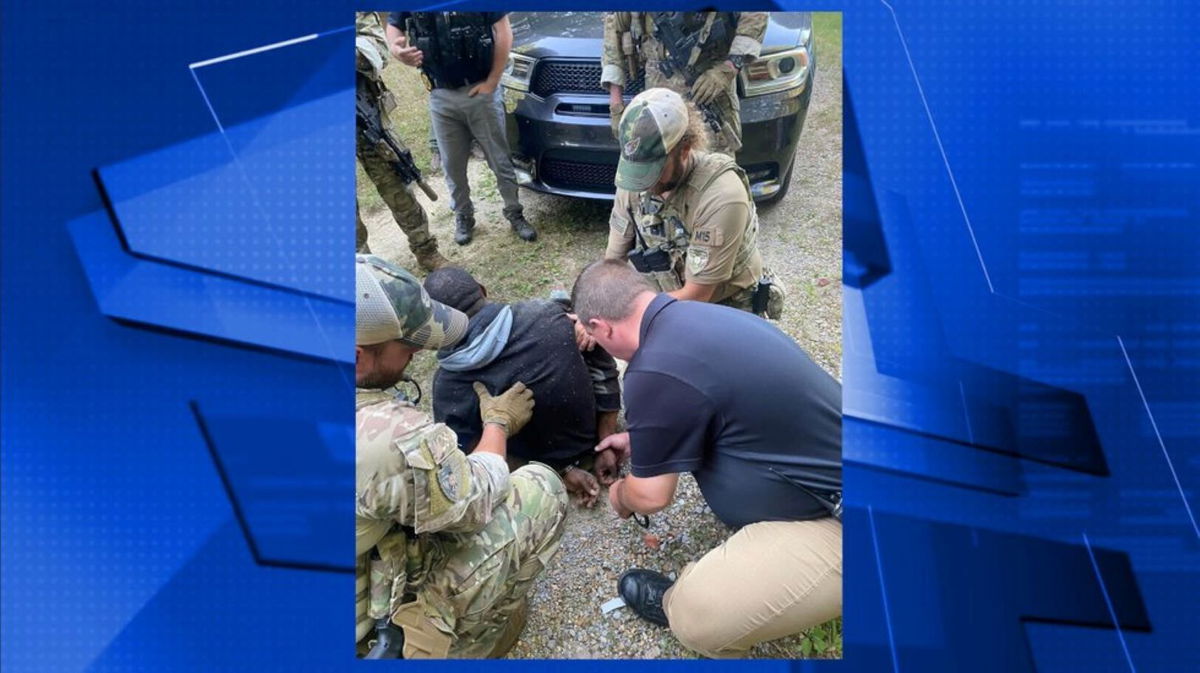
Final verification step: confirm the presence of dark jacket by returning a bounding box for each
[432,299,621,468]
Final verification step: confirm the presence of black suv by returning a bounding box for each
[500,12,815,203]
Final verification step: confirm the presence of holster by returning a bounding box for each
[756,268,787,319]
[364,619,405,659]
[751,278,771,315]
[627,247,673,274]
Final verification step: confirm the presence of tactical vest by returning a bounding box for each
[629,12,738,82]
[404,13,495,89]
[630,153,760,297]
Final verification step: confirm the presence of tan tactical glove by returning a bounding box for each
[609,100,625,140]
[690,60,738,106]
[474,381,535,436]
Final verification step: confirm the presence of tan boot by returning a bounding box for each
[416,250,450,273]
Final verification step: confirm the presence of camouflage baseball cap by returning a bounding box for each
[356,255,468,349]
[615,88,689,192]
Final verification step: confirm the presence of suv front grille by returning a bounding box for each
[540,157,617,193]
[530,60,645,98]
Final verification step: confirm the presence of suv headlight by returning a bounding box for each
[741,46,810,97]
[501,53,536,92]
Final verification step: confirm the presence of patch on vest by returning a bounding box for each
[436,460,466,504]
[609,210,629,234]
[687,246,711,275]
[691,228,724,247]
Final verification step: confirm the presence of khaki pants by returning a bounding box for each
[663,518,842,658]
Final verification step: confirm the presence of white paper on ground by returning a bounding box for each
[600,597,626,615]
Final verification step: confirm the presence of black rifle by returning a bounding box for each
[355,84,438,202]
[650,12,734,136]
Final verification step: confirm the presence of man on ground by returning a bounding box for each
[423,267,623,506]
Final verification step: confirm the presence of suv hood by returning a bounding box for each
[510,11,809,59]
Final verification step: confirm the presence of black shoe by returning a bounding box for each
[618,569,673,627]
[508,214,537,242]
[454,212,475,246]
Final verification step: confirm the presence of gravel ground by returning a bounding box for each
[359,13,842,659]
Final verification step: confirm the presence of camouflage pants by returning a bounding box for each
[357,138,440,260]
[405,463,568,658]
[718,284,758,314]
[646,65,741,157]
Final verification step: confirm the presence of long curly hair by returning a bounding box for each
[677,100,711,155]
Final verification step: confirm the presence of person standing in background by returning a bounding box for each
[388,12,537,245]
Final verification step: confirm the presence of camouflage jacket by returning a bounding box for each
[355,390,511,637]
[356,12,401,136]
[601,11,767,90]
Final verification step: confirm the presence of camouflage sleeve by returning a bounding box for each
[356,401,511,538]
[451,452,512,533]
[605,190,636,260]
[730,12,767,59]
[601,12,631,88]
[356,12,390,74]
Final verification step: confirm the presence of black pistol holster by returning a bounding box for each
[628,248,674,274]
[626,205,675,273]
[751,278,772,315]
[364,618,406,659]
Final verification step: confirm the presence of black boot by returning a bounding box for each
[618,568,673,627]
[454,212,475,246]
[508,213,538,242]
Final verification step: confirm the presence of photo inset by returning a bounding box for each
[354,10,843,659]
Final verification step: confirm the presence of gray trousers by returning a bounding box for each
[429,85,523,219]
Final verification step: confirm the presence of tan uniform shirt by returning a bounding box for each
[605,153,763,303]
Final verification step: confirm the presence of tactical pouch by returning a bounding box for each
[647,269,684,293]
[627,247,673,273]
[393,600,454,659]
[369,533,409,620]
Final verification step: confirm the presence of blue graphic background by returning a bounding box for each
[2,1,1196,671]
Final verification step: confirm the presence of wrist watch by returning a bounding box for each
[726,54,750,71]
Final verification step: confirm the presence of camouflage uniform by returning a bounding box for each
[356,391,568,658]
[356,12,444,268]
[601,12,768,155]
[355,255,567,657]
